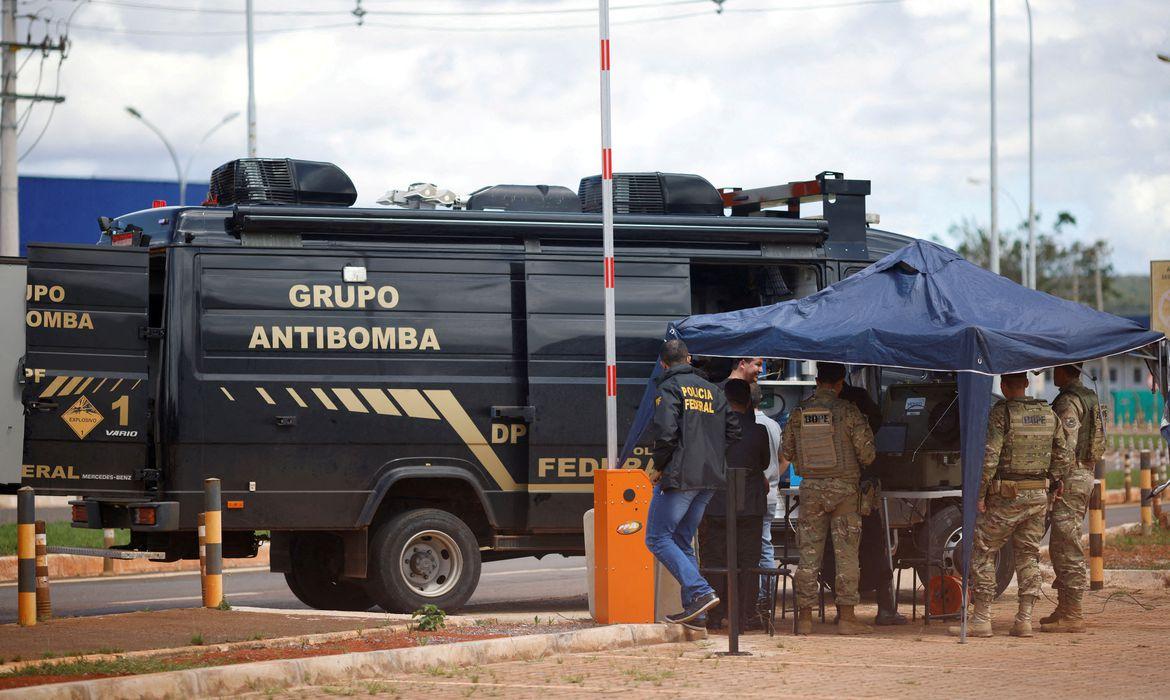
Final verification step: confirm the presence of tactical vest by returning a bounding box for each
[1061,383,1106,462]
[999,398,1055,476]
[793,398,859,479]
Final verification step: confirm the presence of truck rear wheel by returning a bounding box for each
[365,508,482,613]
[284,533,376,611]
[914,504,1013,598]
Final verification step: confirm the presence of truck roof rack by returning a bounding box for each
[720,171,870,260]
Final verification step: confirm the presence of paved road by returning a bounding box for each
[0,554,588,624]
[0,504,1143,624]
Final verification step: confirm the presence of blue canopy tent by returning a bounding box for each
[621,240,1164,638]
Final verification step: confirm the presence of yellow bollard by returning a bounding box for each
[102,529,115,575]
[35,521,51,621]
[1124,450,1133,503]
[1089,459,1105,591]
[17,487,36,626]
[202,478,223,608]
[1140,451,1153,536]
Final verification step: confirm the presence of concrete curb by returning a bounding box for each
[1,623,689,699]
[1098,569,1170,589]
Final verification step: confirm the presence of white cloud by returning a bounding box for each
[14,0,1170,273]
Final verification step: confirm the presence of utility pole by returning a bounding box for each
[246,0,257,157]
[988,0,999,275]
[1095,246,1110,402]
[1024,0,1036,289]
[1,0,18,257]
[0,3,67,257]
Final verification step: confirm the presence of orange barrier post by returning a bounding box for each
[593,468,654,624]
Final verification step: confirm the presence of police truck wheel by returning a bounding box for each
[366,508,482,613]
[284,533,375,611]
[914,504,1014,598]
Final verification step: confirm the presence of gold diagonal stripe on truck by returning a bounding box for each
[58,376,85,396]
[256,387,276,405]
[332,388,368,413]
[358,388,401,416]
[39,375,69,398]
[93,378,108,392]
[311,388,338,411]
[110,379,124,392]
[425,389,520,492]
[220,387,236,401]
[389,389,440,420]
[286,387,308,408]
[74,377,96,395]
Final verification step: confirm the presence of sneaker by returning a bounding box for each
[665,592,720,624]
[681,614,708,632]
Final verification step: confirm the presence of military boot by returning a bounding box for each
[1041,589,1085,632]
[1039,589,1066,626]
[796,607,813,635]
[1010,595,1035,637]
[949,596,993,637]
[836,605,873,635]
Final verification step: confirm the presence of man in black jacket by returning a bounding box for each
[698,378,771,631]
[646,339,741,625]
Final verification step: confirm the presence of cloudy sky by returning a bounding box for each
[14,0,1169,273]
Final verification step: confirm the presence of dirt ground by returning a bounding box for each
[0,612,591,691]
[270,587,1170,699]
[0,609,390,661]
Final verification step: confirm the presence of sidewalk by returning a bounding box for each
[272,588,1170,699]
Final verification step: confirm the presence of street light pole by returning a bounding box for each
[989,0,999,275]
[127,107,238,205]
[1025,0,1035,289]
[125,106,182,205]
[182,112,240,205]
[246,0,257,157]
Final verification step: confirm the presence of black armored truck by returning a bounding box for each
[20,159,997,612]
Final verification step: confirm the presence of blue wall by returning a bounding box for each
[18,175,208,254]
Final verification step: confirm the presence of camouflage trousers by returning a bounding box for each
[972,488,1048,601]
[796,478,861,608]
[1049,466,1094,593]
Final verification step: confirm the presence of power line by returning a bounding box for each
[66,0,904,37]
[80,0,711,18]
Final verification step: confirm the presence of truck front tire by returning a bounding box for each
[365,508,482,613]
[284,532,375,611]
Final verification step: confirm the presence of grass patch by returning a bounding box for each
[1103,524,1170,569]
[1,656,208,680]
[1108,525,1170,548]
[0,521,129,556]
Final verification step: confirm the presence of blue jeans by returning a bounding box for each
[759,501,777,600]
[645,485,715,607]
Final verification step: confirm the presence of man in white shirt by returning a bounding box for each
[751,384,782,608]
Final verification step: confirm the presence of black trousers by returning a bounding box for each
[698,515,763,627]
[820,509,892,594]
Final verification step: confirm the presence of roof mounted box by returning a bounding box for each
[209,158,357,207]
[578,172,723,216]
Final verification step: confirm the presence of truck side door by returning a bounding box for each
[524,256,690,530]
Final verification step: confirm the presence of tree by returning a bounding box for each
[936,211,1114,305]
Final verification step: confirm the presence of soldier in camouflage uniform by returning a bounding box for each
[780,362,876,635]
[1042,363,1105,632]
[949,373,1073,638]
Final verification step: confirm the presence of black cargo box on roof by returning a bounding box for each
[210,158,357,207]
[466,184,581,213]
[579,172,723,216]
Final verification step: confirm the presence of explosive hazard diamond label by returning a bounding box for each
[61,395,103,440]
